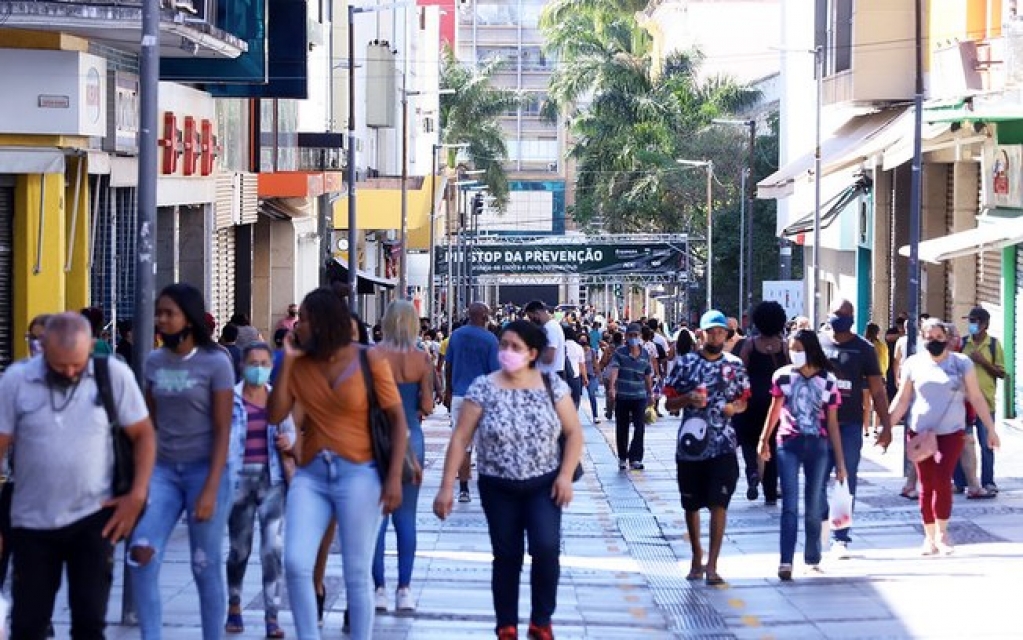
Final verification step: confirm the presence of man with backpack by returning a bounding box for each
[957,307,1005,495]
[0,312,156,639]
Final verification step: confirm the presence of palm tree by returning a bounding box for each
[539,1,759,234]
[438,46,520,209]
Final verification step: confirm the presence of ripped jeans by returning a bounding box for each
[128,460,232,640]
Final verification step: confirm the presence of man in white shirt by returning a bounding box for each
[525,300,566,378]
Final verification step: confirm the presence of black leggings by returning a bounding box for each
[736,408,778,501]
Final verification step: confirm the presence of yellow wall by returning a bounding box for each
[65,155,91,312]
[332,176,441,234]
[928,0,997,69]
[13,173,69,359]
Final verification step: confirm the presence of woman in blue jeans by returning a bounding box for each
[269,283,408,640]
[433,320,583,640]
[758,330,847,580]
[372,300,434,612]
[129,283,237,639]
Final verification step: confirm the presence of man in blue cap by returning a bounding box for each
[665,310,750,586]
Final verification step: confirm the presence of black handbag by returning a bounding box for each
[542,374,584,482]
[358,349,422,486]
[94,356,134,496]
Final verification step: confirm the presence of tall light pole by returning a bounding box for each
[399,90,456,301]
[427,142,468,324]
[678,159,714,311]
[711,117,756,317]
[347,0,414,312]
[906,0,924,356]
[811,45,824,327]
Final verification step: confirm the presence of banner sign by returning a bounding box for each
[762,280,805,319]
[435,242,686,277]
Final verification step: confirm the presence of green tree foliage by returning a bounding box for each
[438,46,520,208]
[539,2,786,317]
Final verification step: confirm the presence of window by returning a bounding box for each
[815,0,852,76]
[520,46,552,71]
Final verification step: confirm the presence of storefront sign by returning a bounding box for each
[0,49,107,137]
[434,242,686,277]
[106,71,139,155]
[983,144,1023,209]
[156,82,218,178]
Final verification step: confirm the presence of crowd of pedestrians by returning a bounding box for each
[0,289,1010,640]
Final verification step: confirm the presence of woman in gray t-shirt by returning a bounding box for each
[128,283,236,639]
[889,319,1000,556]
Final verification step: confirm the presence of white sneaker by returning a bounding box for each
[374,586,388,611]
[395,586,414,612]
[830,540,850,560]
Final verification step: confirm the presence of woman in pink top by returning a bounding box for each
[759,330,847,581]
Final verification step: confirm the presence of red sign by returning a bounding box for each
[158,110,218,176]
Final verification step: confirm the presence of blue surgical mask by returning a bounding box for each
[828,314,854,334]
[628,337,641,347]
[968,322,980,336]
[243,365,272,387]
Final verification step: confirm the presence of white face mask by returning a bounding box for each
[790,351,808,369]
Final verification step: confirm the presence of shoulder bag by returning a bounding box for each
[542,373,584,482]
[358,349,422,486]
[907,356,964,464]
[94,356,134,496]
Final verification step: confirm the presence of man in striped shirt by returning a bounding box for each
[607,323,654,471]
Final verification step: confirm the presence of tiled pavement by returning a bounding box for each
[45,401,1023,639]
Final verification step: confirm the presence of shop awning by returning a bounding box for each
[757,110,904,200]
[781,174,873,238]
[758,108,965,200]
[258,171,345,198]
[924,105,1023,124]
[327,259,397,294]
[0,147,65,174]
[258,197,314,220]
[898,215,1023,263]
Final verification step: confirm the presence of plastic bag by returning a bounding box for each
[828,480,853,530]
[645,406,658,424]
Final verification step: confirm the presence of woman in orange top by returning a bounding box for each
[269,284,407,640]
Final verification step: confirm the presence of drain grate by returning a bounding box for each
[591,425,733,638]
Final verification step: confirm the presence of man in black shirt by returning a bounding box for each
[818,299,892,558]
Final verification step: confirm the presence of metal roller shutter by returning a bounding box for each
[0,179,13,371]
[1015,246,1023,417]
[976,249,1002,306]
[210,227,236,328]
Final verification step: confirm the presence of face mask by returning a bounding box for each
[46,367,79,390]
[243,365,272,387]
[790,351,808,369]
[27,337,42,357]
[924,340,947,356]
[160,327,191,350]
[498,349,528,373]
[627,337,641,347]
[288,309,298,318]
[703,343,723,355]
[967,322,980,336]
[829,315,854,333]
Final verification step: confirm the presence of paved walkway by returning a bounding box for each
[42,402,1023,639]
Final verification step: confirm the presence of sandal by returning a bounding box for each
[899,488,918,500]
[266,620,285,639]
[225,612,244,634]
[686,565,705,580]
[966,488,995,500]
[705,572,726,586]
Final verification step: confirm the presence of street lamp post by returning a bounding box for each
[427,143,469,325]
[347,0,414,312]
[710,118,756,317]
[678,159,714,311]
[811,45,824,327]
